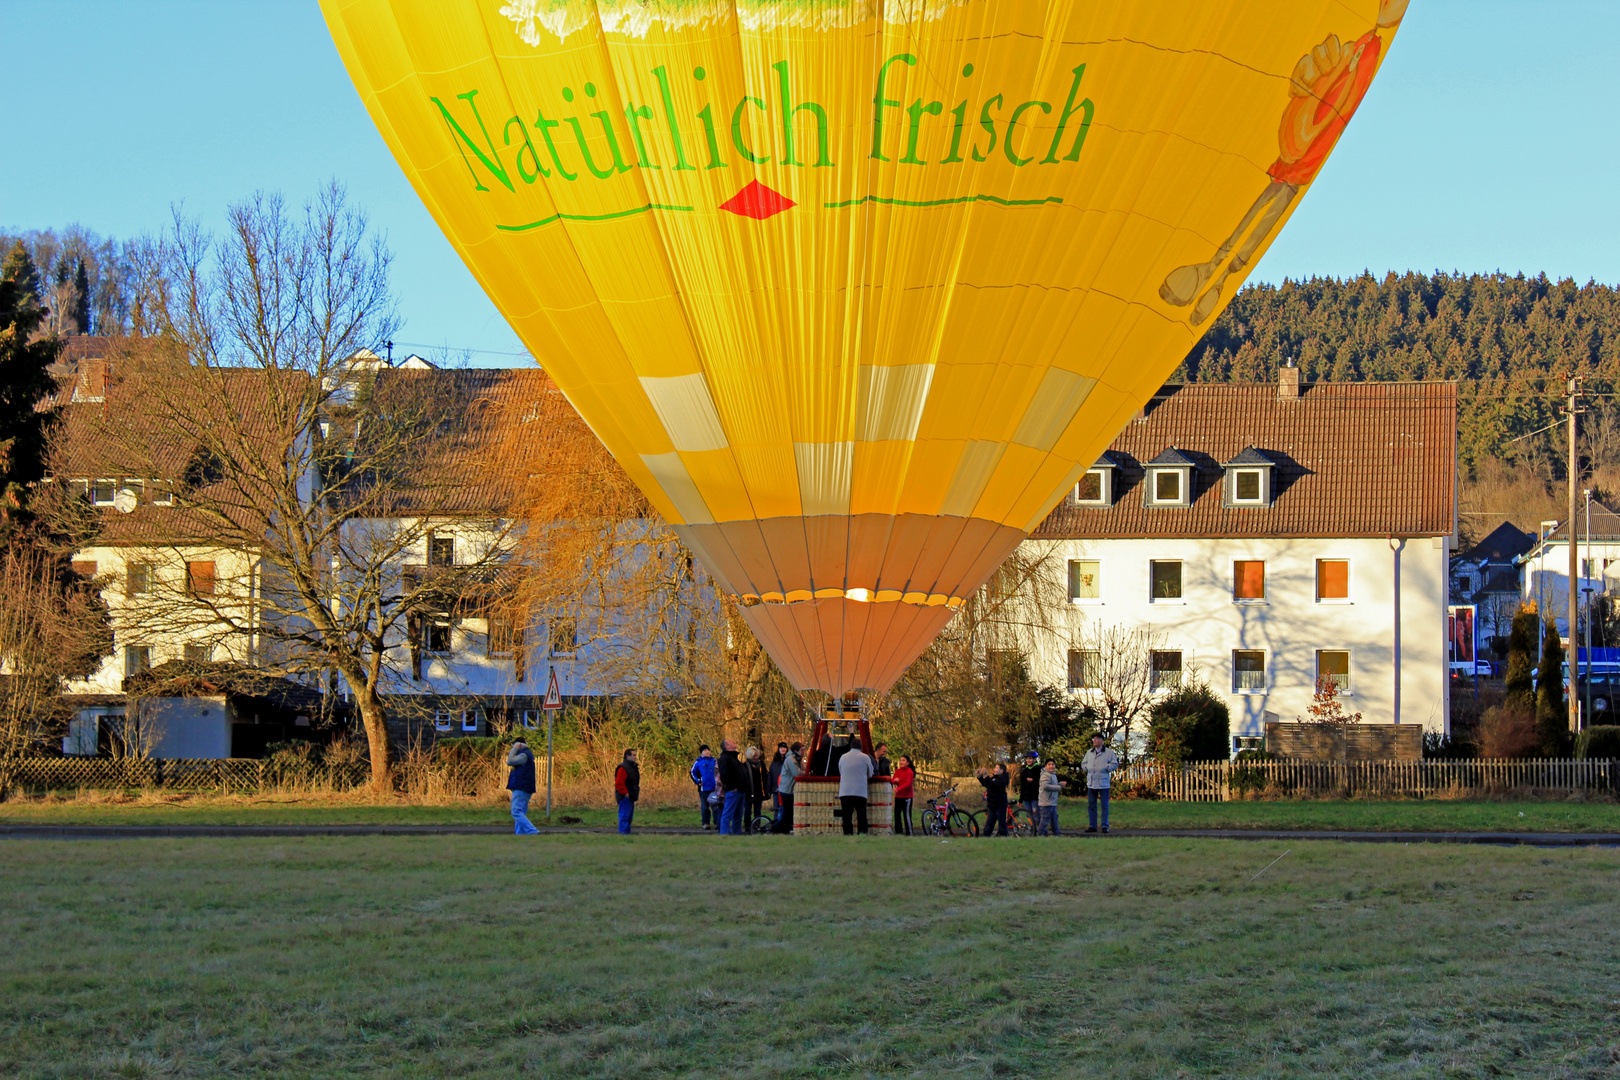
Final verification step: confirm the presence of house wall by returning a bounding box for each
[1023,534,1452,740]
[1521,538,1620,636]
[62,544,258,695]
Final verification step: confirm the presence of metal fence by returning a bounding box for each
[1118,758,1620,802]
[2,756,370,793]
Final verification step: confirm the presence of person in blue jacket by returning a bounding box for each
[506,738,539,835]
[689,744,718,830]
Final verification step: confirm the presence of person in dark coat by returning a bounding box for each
[506,738,539,835]
[716,739,749,835]
[976,762,1011,836]
[768,742,788,816]
[873,743,892,777]
[614,748,640,834]
[1017,751,1042,821]
[744,746,768,833]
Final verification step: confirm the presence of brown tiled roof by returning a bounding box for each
[1545,502,1620,542]
[1032,381,1456,540]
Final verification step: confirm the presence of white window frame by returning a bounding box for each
[1315,558,1352,604]
[1067,558,1102,604]
[1232,735,1264,754]
[91,478,117,505]
[1228,468,1267,506]
[1150,650,1183,692]
[1145,467,1190,508]
[149,481,174,506]
[434,711,454,732]
[1074,469,1110,507]
[424,613,454,656]
[461,710,480,733]
[1148,559,1184,604]
[1232,559,1266,604]
[1232,649,1267,694]
[1315,649,1353,695]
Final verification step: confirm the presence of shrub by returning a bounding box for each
[1504,607,1537,707]
[1477,701,1540,759]
[1147,682,1230,767]
[1574,725,1620,760]
[1534,620,1571,755]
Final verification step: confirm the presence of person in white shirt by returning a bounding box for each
[1080,734,1121,833]
[837,741,874,835]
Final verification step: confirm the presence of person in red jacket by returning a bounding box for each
[614,748,640,834]
[892,755,917,836]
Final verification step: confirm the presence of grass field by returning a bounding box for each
[3,792,1619,833]
[4,835,1619,1079]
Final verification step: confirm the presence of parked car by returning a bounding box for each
[1449,659,1494,678]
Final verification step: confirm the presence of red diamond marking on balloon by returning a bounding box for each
[720,180,795,220]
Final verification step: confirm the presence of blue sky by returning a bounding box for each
[3,1,1615,365]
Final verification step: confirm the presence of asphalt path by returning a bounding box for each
[3,824,1618,846]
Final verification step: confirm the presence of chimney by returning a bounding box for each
[1278,358,1299,401]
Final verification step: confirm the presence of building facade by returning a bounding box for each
[1024,370,1458,745]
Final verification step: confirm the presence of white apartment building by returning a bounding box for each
[1024,370,1458,746]
[1518,501,1620,639]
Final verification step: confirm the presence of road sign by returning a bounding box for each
[543,668,563,710]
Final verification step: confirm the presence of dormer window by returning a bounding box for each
[1143,448,1194,508]
[1221,447,1275,508]
[1074,452,1120,507]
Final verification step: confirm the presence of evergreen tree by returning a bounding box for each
[1534,620,1571,756]
[1504,607,1538,708]
[0,242,63,540]
[69,259,91,336]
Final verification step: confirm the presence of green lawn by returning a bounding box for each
[3,795,1618,833]
[3,835,1617,1079]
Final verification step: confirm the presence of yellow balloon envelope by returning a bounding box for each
[321,0,1408,696]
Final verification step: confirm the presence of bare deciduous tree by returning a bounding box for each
[1067,621,1167,750]
[93,185,516,787]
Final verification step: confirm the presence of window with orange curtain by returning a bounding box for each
[1316,559,1349,601]
[1233,560,1265,600]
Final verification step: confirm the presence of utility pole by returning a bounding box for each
[1566,378,1584,733]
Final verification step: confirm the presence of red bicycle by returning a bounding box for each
[920,786,979,837]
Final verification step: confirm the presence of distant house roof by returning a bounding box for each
[1543,502,1620,542]
[1033,380,1457,540]
[1462,521,1534,563]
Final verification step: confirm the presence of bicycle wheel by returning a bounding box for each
[949,810,980,838]
[921,809,942,836]
[1008,808,1034,838]
[750,813,775,834]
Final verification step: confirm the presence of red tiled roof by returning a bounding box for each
[1032,381,1456,540]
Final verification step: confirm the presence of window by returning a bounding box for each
[72,560,98,579]
[434,711,454,732]
[488,614,521,657]
[1316,649,1351,693]
[1232,469,1264,503]
[1074,469,1108,506]
[68,479,89,501]
[1234,560,1265,601]
[186,561,216,596]
[1154,470,1182,503]
[1316,559,1350,601]
[64,712,99,757]
[121,480,145,503]
[126,562,151,595]
[1151,650,1183,691]
[428,534,456,566]
[125,645,152,675]
[184,644,213,664]
[1067,559,1100,602]
[91,479,116,505]
[461,711,480,733]
[1232,649,1266,692]
[149,482,173,506]
[1233,735,1264,753]
[1068,648,1100,689]
[519,710,540,730]
[424,614,453,654]
[1150,560,1183,600]
[550,618,578,657]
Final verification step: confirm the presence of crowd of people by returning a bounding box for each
[500,731,1124,837]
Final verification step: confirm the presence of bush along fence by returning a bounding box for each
[3,757,371,794]
[1118,758,1620,801]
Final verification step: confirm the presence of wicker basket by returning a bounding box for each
[793,775,893,835]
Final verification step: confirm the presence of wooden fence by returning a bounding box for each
[1117,758,1620,802]
[2,757,370,794]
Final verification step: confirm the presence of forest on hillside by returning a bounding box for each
[1177,272,1620,544]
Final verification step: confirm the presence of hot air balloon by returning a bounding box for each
[320,0,1408,699]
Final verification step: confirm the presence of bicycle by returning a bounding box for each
[920,786,979,838]
[969,804,1035,838]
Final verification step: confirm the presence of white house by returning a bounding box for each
[1518,501,1620,640]
[1023,369,1458,747]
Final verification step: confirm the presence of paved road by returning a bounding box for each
[3,824,1618,845]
